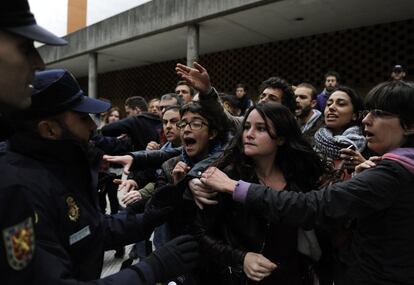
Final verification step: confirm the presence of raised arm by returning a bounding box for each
[176,62,211,94]
[176,62,242,131]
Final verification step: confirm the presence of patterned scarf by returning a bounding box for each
[314,125,366,160]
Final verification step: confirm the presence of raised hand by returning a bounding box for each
[171,161,191,185]
[103,154,133,174]
[175,62,211,94]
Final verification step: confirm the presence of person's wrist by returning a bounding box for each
[225,179,237,194]
[205,85,212,94]
[200,85,213,96]
[131,259,157,284]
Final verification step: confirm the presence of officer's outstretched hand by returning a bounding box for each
[142,235,199,282]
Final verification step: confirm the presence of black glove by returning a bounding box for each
[142,185,181,232]
[141,235,199,282]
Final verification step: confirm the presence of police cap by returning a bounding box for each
[25,69,110,118]
[0,0,67,45]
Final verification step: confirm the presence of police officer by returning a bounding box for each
[1,68,199,284]
[0,1,66,283]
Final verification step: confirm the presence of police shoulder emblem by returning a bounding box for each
[66,196,80,222]
[2,217,35,270]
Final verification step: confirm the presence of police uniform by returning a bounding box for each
[0,69,199,284]
[1,0,66,283]
[0,149,36,284]
[3,132,155,284]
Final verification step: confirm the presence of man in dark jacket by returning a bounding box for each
[101,99,162,151]
[315,71,339,112]
[1,69,199,284]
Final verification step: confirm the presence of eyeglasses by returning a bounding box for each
[176,120,208,130]
[361,109,398,118]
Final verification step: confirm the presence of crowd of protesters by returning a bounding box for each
[91,61,413,285]
[1,1,414,285]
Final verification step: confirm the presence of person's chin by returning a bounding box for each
[243,147,256,156]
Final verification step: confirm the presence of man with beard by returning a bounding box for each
[316,71,340,111]
[0,69,199,284]
[295,83,323,146]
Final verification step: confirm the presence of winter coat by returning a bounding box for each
[234,148,414,285]
[101,112,161,151]
[0,133,157,285]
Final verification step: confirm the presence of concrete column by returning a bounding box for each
[88,52,98,99]
[187,24,199,67]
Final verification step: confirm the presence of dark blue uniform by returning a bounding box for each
[1,133,156,284]
[0,140,36,284]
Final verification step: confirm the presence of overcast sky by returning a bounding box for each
[29,0,151,36]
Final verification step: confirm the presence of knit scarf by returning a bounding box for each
[314,125,366,160]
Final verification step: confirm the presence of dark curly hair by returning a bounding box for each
[259,77,296,113]
[327,85,364,127]
[217,103,324,190]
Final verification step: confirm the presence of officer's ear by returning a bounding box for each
[37,119,62,140]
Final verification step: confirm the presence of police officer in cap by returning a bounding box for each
[2,68,199,284]
[0,1,66,283]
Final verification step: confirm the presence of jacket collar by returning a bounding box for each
[8,132,101,169]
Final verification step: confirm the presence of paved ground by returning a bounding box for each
[100,196,139,278]
[101,244,136,278]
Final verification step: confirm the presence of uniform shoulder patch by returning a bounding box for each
[2,217,35,270]
[66,196,80,222]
